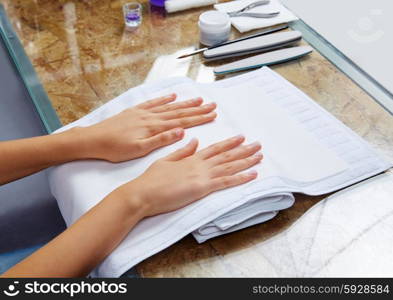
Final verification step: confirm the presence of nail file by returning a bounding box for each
[204,30,302,61]
[214,46,313,75]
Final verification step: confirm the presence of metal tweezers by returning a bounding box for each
[228,0,280,18]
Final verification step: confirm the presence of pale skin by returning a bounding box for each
[1,94,262,277]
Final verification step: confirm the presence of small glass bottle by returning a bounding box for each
[123,2,143,30]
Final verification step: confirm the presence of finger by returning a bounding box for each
[150,97,203,113]
[160,112,217,131]
[208,171,258,192]
[197,135,245,159]
[136,94,177,109]
[208,142,262,166]
[210,153,263,178]
[159,103,216,120]
[165,138,199,161]
[141,128,185,154]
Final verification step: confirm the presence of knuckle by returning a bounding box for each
[211,144,222,152]
[176,111,187,118]
[223,164,233,172]
[134,141,144,152]
[241,173,250,180]
[205,113,214,120]
[239,145,250,154]
[159,133,169,142]
[147,125,158,136]
[245,157,255,163]
[222,152,232,161]
[179,118,189,126]
[165,131,176,141]
[220,177,231,187]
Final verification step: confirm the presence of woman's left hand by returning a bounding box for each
[73,93,217,162]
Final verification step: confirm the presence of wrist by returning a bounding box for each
[108,181,150,221]
[56,127,94,161]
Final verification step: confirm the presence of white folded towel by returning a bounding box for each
[49,68,391,277]
[214,0,298,32]
[193,193,294,242]
[165,0,217,13]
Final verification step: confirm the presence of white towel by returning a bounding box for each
[214,0,298,33]
[165,0,217,13]
[49,68,391,277]
[193,192,294,242]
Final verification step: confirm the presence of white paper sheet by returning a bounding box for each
[165,0,217,13]
[214,0,298,33]
[49,68,391,277]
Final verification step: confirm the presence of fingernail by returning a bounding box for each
[193,97,203,102]
[248,142,261,148]
[174,128,184,137]
[254,152,263,158]
[167,93,176,98]
[189,138,198,145]
[247,170,258,176]
[206,102,216,107]
[233,134,245,141]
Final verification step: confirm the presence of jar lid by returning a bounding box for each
[199,11,230,30]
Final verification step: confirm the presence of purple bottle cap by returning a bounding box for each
[150,0,166,7]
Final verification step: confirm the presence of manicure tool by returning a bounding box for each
[227,0,280,18]
[177,24,288,59]
[203,30,302,61]
[214,45,313,75]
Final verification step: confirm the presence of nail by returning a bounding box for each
[254,153,263,159]
[174,128,184,137]
[205,102,216,107]
[247,170,258,176]
[248,142,261,148]
[188,137,198,145]
[166,93,176,98]
[232,134,245,141]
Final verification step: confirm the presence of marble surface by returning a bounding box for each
[2,0,393,277]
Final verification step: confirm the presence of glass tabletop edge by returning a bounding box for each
[290,19,393,116]
[0,4,62,134]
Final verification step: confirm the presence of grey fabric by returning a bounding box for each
[0,36,66,253]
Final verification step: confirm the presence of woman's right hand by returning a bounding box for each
[113,135,263,218]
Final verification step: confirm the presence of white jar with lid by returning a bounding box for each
[198,10,231,46]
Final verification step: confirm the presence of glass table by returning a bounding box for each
[1,0,393,277]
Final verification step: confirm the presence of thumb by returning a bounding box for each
[165,138,198,161]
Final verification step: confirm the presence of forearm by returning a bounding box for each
[0,128,88,185]
[2,189,144,277]
[1,136,261,278]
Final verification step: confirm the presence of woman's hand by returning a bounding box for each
[76,94,217,162]
[1,135,262,277]
[113,135,263,217]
